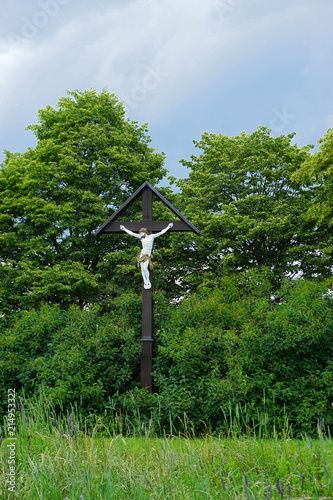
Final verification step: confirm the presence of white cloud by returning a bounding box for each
[0,0,332,171]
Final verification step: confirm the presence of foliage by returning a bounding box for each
[170,127,322,294]
[0,290,173,419]
[0,88,167,316]
[2,100,333,441]
[292,127,333,268]
[152,271,333,436]
[2,270,332,437]
[0,297,140,415]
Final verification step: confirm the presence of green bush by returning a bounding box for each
[151,271,333,436]
[0,294,143,417]
[1,273,332,437]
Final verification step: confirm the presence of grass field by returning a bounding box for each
[1,393,332,499]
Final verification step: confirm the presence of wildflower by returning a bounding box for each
[221,478,226,492]
[276,477,281,494]
[193,464,196,468]
[281,479,285,498]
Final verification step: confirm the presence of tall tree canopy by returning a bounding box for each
[171,127,320,292]
[0,89,166,317]
[293,128,333,268]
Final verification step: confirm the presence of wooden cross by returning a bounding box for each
[95,181,199,393]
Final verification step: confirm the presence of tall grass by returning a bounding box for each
[0,390,332,499]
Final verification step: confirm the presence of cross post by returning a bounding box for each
[141,185,154,392]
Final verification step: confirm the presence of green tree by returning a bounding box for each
[293,128,333,267]
[172,127,317,292]
[0,89,166,317]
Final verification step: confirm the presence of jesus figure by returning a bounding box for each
[120,223,173,289]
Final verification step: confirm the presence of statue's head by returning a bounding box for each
[139,228,149,238]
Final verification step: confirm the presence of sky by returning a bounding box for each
[1,0,333,183]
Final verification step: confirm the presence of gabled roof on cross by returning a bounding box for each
[95,181,200,236]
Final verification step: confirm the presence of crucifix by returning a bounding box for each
[95,181,199,393]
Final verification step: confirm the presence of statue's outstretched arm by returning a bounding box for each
[153,223,173,238]
[120,225,141,239]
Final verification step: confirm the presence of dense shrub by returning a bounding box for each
[0,293,144,417]
[1,273,332,437]
[150,272,333,436]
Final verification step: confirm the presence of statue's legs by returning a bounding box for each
[141,261,151,289]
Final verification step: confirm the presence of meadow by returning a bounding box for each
[1,393,332,500]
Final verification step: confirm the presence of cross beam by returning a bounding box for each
[99,220,194,233]
[95,181,199,393]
